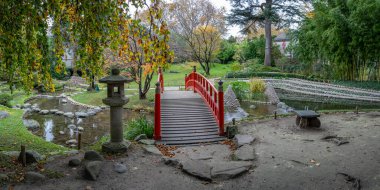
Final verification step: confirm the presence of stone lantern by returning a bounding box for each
[99,68,132,153]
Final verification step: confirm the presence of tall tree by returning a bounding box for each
[168,0,226,75]
[227,0,307,66]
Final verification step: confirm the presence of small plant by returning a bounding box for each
[124,116,154,140]
[0,94,13,107]
[230,81,249,100]
[249,78,266,93]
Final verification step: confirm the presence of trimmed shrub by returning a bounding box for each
[230,81,249,100]
[249,78,265,93]
[124,116,154,140]
[231,62,242,72]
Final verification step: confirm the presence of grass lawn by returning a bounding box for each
[0,106,67,155]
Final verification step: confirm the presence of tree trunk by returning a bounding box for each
[264,0,272,67]
[205,62,210,75]
[264,18,272,66]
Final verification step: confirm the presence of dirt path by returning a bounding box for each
[10,112,380,190]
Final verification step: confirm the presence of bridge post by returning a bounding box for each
[218,80,225,136]
[193,66,196,93]
[154,82,161,140]
[158,67,163,92]
[185,74,187,90]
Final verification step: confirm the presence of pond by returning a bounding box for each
[23,97,151,147]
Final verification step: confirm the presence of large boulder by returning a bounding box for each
[23,119,40,129]
[68,158,81,167]
[84,161,102,181]
[143,145,162,155]
[264,85,280,104]
[18,150,43,164]
[84,151,104,161]
[0,111,10,120]
[181,160,211,181]
[24,172,46,183]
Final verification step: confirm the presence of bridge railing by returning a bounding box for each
[185,66,225,136]
[154,67,163,140]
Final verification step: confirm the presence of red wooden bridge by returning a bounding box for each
[154,66,225,145]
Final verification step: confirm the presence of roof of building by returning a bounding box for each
[274,32,290,42]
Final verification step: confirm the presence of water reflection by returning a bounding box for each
[24,97,151,147]
[44,119,54,141]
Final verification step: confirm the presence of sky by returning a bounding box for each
[208,0,242,37]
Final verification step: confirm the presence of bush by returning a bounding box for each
[124,116,154,140]
[244,61,281,72]
[225,71,323,81]
[0,94,13,107]
[249,78,265,93]
[230,81,249,100]
[231,62,242,72]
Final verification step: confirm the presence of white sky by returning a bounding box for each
[208,0,242,37]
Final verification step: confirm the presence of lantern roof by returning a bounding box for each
[99,69,133,83]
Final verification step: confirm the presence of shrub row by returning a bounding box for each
[225,71,323,81]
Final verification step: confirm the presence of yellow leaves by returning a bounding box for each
[306,11,315,19]
[142,64,153,76]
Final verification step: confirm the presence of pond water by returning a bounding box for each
[24,97,150,147]
[240,101,277,117]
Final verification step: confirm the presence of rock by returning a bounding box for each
[265,85,280,104]
[277,102,286,109]
[68,158,81,167]
[23,119,40,129]
[233,145,256,161]
[56,111,64,115]
[210,161,252,180]
[181,160,211,181]
[65,150,79,155]
[114,163,127,173]
[87,110,97,116]
[25,172,46,183]
[143,145,162,155]
[23,103,32,108]
[59,131,65,135]
[18,150,43,164]
[61,99,68,103]
[189,153,212,160]
[139,139,155,145]
[75,112,89,118]
[39,110,49,115]
[49,109,59,114]
[100,106,107,109]
[32,107,41,113]
[234,134,255,147]
[65,139,77,145]
[93,107,102,112]
[0,111,10,119]
[64,112,74,118]
[249,105,256,109]
[84,161,102,181]
[84,151,104,161]
[162,157,180,167]
[134,134,147,141]
[274,108,288,115]
[0,151,19,157]
[224,85,241,112]
[67,124,76,129]
[16,104,21,108]
[77,127,84,131]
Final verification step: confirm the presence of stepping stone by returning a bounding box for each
[23,119,40,129]
[84,151,104,161]
[66,139,77,145]
[0,111,9,120]
[139,139,155,145]
[233,145,256,161]
[134,134,147,141]
[25,172,46,183]
[210,161,252,180]
[75,112,89,118]
[64,112,74,118]
[56,111,64,115]
[181,160,211,181]
[234,134,255,147]
[84,161,102,181]
[143,145,162,155]
[67,124,76,129]
[189,153,212,160]
[39,110,49,115]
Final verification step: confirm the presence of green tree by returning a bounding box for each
[227,0,307,66]
[217,39,236,64]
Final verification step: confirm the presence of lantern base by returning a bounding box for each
[101,140,130,154]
